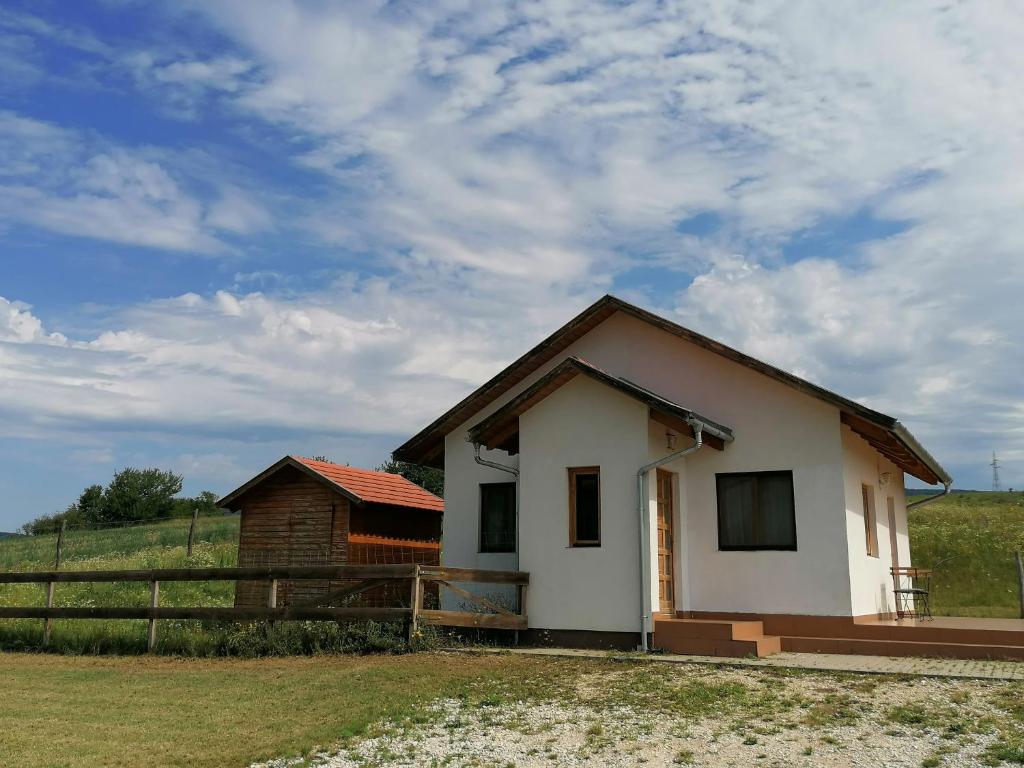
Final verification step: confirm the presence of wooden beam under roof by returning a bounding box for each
[840,412,940,485]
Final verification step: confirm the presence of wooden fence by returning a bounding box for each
[0,564,529,650]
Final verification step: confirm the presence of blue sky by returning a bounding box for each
[2,1,1022,529]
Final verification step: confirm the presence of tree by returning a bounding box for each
[19,469,222,533]
[172,490,220,518]
[98,468,183,523]
[76,484,104,521]
[376,459,444,498]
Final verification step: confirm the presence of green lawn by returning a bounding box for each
[908,492,1024,618]
[0,651,554,768]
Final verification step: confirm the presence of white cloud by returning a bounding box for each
[206,185,272,235]
[674,235,1023,480]
[176,0,1024,290]
[0,297,67,345]
[0,112,272,253]
[151,56,253,92]
[0,282,587,444]
[5,1,1024,487]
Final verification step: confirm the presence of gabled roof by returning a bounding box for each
[393,294,951,486]
[218,455,444,512]
[467,356,734,454]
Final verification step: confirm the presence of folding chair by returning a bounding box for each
[891,566,932,620]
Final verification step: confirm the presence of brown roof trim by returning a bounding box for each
[393,294,951,485]
[467,357,734,453]
[217,456,362,511]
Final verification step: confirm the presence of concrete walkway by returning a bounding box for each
[465,646,1024,681]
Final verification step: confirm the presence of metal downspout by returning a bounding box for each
[636,420,704,652]
[472,443,520,568]
[906,482,951,510]
[473,443,521,643]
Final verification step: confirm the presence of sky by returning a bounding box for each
[1,0,1022,529]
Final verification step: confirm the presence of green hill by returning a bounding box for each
[908,491,1024,618]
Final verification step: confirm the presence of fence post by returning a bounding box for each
[1016,551,1024,620]
[147,580,160,652]
[186,508,198,557]
[516,582,528,646]
[266,577,279,630]
[42,519,66,647]
[407,564,422,649]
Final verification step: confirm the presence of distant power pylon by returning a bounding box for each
[991,451,1001,492]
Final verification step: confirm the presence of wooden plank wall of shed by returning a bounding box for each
[234,465,349,607]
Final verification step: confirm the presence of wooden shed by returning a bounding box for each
[218,456,443,607]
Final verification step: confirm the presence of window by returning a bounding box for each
[861,484,878,557]
[479,482,516,553]
[568,467,600,547]
[716,471,796,550]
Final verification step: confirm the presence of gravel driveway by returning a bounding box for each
[253,657,1024,768]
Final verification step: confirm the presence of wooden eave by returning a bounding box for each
[466,357,733,454]
[840,413,946,486]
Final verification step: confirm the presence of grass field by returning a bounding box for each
[0,652,529,767]
[908,492,1024,618]
[0,514,240,571]
[0,516,246,653]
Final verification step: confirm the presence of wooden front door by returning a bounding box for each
[656,469,675,614]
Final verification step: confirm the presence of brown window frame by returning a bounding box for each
[568,466,601,547]
[715,470,797,551]
[478,481,517,554]
[861,483,879,558]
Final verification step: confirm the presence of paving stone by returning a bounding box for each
[465,646,1024,680]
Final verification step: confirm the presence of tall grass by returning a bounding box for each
[0,515,240,570]
[907,491,1024,618]
[0,515,417,655]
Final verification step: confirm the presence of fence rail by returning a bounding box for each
[0,564,529,650]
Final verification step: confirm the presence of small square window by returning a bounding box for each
[569,467,600,547]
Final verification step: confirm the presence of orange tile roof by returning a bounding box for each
[293,456,444,512]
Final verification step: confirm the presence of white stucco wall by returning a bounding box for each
[841,424,911,616]
[517,375,651,632]
[439,309,887,626]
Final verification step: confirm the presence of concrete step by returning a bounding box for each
[653,618,781,658]
[782,635,1024,661]
[656,618,767,641]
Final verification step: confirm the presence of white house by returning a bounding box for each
[393,295,952,655]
